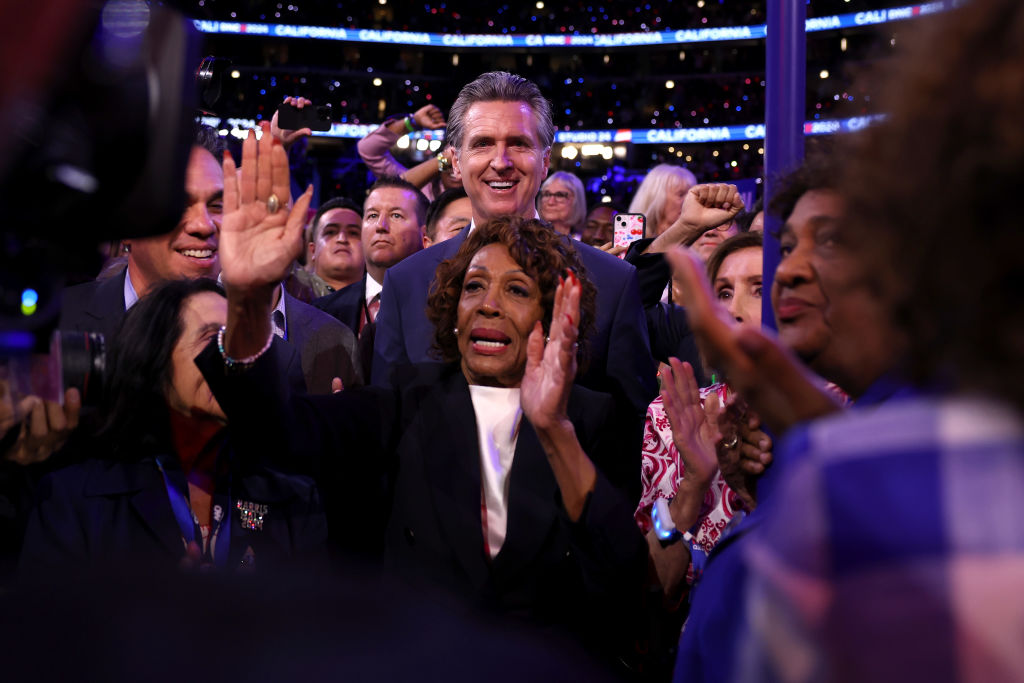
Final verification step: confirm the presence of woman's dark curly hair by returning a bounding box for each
[95,278,226,458]
[839,0,1024,412]
[426,216,597,370]
[766,140,839,224]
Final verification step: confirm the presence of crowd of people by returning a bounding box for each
[197,1,884,191]
[2,0,1023,679]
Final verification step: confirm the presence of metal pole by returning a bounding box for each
[762,0,806,331]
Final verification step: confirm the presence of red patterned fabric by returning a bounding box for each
[636,382,849,586]
[636,395,742,586]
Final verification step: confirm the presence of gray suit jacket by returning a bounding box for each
[283,292,362,393]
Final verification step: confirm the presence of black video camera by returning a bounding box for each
[0,2,202,408]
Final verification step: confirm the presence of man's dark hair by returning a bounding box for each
[192,122,225,163]
[587,202,624,215]
[366,176,430,226]
[734,195,764,232]
[96,278,226,458]
[425,188,469,241]
[310,197,362,244]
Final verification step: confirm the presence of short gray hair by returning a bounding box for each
[446,71,555,152]
[539,171,587,232]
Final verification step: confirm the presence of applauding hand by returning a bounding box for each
[716,400,772,510]
[521,270,580,431]
[521,270,596,521]
[662,358,721,489]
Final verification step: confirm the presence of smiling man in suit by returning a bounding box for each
[60,124,360,393]
[59,125,226,345]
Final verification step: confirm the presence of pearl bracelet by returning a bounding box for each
[216,325,274,370]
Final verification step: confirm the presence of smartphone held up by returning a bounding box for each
[275,102,333,132]
[613,213,646,258]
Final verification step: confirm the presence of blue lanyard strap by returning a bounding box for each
[155,456,231,569]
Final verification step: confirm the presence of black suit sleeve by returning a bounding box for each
[624,239,711,386]
[601,259,658,420]
[624,238,671,308]
[300,318,364,393]
[573,387,640,506]
[646,303,709,386]
[563,388,648,663]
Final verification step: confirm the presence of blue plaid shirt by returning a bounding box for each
[734,394,1024,681]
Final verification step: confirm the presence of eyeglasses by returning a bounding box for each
[540,191,572,202]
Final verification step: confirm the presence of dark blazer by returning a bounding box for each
[624,238,708,385]
[283,292,362,392]
[311,276,375,381]
[371,229,658,479]
[624,237,671,308]
[312,276,366,335]
[20,450,327,575]
[380,365,647,656]
[196,343,647,658]
[58,274,354,394]
[58,270,128,345]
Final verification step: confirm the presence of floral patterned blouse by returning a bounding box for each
[635,392,744,586]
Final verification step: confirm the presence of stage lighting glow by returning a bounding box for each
[21,289,38,316]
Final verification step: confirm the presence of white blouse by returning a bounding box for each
[468,384,523,558]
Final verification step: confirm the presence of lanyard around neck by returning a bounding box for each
[155,456,231,569]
